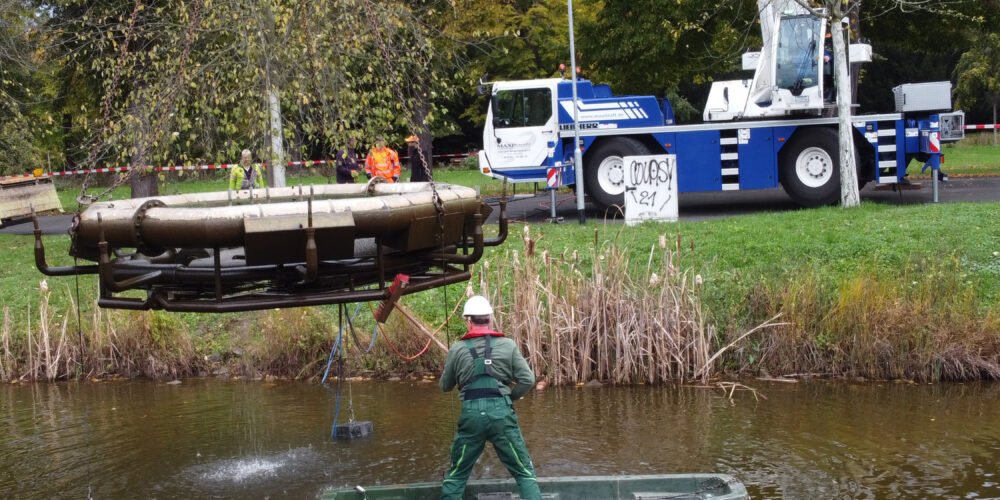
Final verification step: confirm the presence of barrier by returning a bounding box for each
[0,152,476,181]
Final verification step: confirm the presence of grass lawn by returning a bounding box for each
[490,201,1000,325]
[935,143,1000,176]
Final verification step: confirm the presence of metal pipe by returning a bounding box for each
[97,241,163,293]
[484,198,508,247]
[213,246,222,301]
[141,269,473,313]
[32,211,99,276]
[97,296,157,310]
[568,0,587,225]
[303,198,318,283]
[71,185,487,251]
[429,213,483,264]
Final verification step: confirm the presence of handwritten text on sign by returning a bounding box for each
[624,154,678,225]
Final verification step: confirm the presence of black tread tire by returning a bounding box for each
[584,137,652,209]
[778,127,840,207]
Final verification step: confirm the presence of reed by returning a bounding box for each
[480,227,724,385]
[249,308,332,379]
[734,257,1000,381]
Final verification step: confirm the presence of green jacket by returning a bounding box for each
[440,333,535,401]
[228,163,266,190]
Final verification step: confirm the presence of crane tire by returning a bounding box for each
[584,137,652,209]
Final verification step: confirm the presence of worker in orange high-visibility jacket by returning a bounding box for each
[364,136,402,182]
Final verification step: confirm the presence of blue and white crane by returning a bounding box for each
[477,0,965,209]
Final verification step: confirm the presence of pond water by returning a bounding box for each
[2,379,998,499]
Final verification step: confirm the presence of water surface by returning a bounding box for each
[2,379,998,499]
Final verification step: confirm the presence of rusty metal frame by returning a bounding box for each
[33,184,508,312]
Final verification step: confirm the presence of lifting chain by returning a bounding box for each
[360,0,445,226]
[78,0,203,208]
[76,0,145,208]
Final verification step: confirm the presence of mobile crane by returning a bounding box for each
[477,0,965,208]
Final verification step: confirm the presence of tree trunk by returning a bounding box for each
[268,88,286,187]
[130,168,159,198]
[832,14,860,207]
[128,90,158,199]
[848,0,862,105]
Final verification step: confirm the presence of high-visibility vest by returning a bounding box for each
[365,147,401,181]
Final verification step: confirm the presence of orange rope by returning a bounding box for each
[367,303,435,360]
[365,265,476,358]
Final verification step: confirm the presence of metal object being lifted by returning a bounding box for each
[33,181,507,312]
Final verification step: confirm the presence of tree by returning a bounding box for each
[788,0,863,207]
[791,0,979,207]
[33,0,465,198]
[954,32,1000,144]
[0,0,47,175]
[579,0,757,120]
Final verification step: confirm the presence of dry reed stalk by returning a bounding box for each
[1,306,10,381]
[37,281,64,381]
[53,317,68,380]
[482,232,741,386]
[26,301,33,380]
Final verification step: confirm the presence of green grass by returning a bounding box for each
[936,143,1000,176]
[491,201,1000,324]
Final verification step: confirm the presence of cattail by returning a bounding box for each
[695,274,703,287]
[465,283,474,297]
[39,280,49,295]
[513,250,520,266]
[542,250,549,267]
[659,234,667,249]
[649,273,660,287]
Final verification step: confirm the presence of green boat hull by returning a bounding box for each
[324,474,748,500]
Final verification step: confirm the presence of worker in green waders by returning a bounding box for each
[439,295,542,500]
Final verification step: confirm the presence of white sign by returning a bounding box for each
[624,154,678,226]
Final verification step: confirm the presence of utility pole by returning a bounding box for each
[567,0,586,224]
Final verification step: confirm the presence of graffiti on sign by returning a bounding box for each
[624,154,678,225]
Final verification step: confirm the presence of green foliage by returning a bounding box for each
[578,1,756,109]
[954,32,1000,120]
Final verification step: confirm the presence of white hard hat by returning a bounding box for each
[463,295,493,316]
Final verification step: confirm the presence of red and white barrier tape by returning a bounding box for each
[1,152,475,181]
[966,124,1000,130]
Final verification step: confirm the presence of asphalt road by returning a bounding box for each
[484,175,1000,224]
[2,176,997,236]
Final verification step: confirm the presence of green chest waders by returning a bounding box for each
[461,336,509,402]
[442,336,541,500]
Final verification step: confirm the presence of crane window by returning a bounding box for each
[775,15,821,94]
[493,88,552,128]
